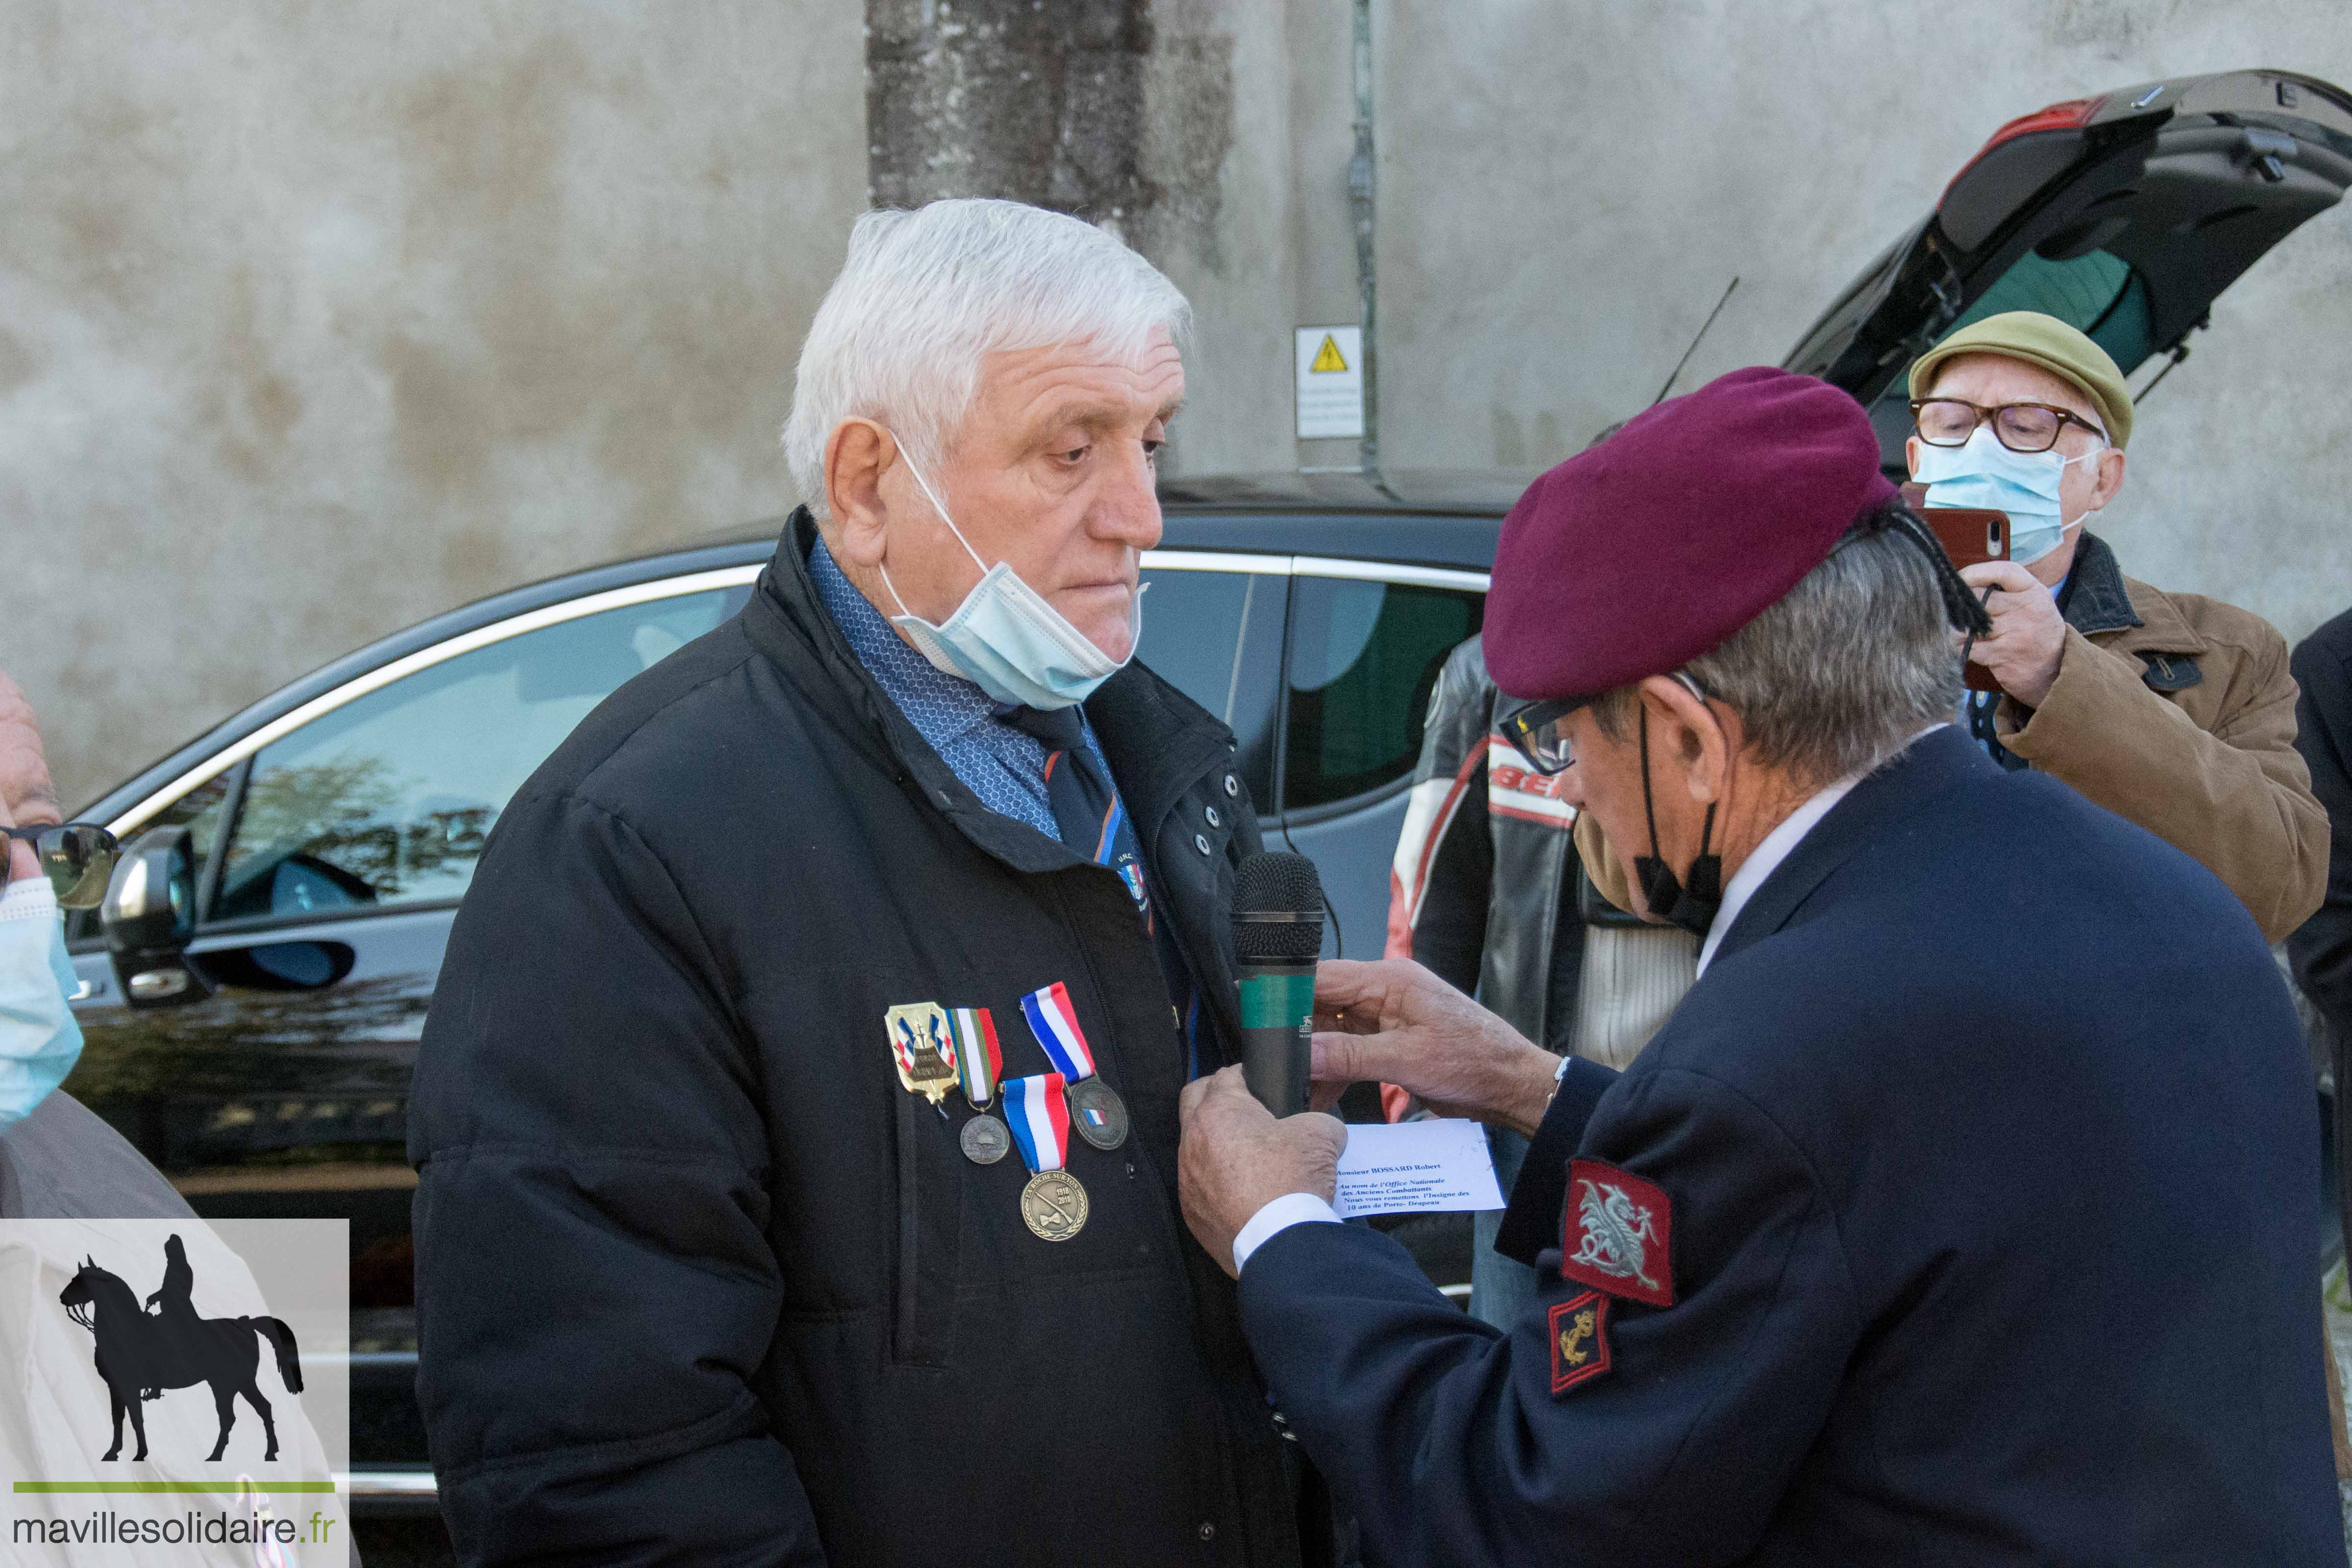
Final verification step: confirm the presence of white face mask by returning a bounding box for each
[1912,425,2104,566]
[0,886,82,1129]
[875,448,1141,711]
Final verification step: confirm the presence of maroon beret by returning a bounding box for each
[1485,367,1896,702]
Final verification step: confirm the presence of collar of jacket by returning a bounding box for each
[1702,726,1995,974]
[2064,532,2208,661]
[737,509,1235,873]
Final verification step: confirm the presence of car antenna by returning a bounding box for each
[1653,276,1741,406]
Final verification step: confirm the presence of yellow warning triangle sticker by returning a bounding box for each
[1309,334,1349,373]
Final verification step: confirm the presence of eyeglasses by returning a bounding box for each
[1,823,121,908]
[1911,397,2107,454]
[1499,695,1598,777]
[1499,672,1714,777]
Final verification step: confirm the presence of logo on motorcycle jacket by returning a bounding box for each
[1560,1158,1675,1307]
[1486,733,1576,829]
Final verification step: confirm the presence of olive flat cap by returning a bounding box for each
[1908,311,2133,449]
[1484,367,1894,703]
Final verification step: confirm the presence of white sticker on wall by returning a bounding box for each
[1295,325,1365,441]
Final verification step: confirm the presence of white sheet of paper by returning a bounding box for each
[1331,1118,1506,1220]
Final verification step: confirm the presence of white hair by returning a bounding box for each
[782,198,1192,517]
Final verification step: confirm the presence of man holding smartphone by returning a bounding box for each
[1904,310,2325,943]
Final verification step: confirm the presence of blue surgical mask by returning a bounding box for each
[1912,426,2103,565]
[877,449,1141,710]
[0,885,84,1128]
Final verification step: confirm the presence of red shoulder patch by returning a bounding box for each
[1548,1290,1612,1394]
[1560,1158,1675,1308]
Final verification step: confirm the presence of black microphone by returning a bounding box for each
[1233,852,1325,1115]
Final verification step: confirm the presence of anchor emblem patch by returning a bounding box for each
[1548,1290,1612,1394]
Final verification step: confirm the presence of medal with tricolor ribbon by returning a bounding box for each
[1020,982,1129,1152]
[1003,1073,1089,1241]
[949,1006,1011,1164]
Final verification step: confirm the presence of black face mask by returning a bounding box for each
[1632,704,1723,938]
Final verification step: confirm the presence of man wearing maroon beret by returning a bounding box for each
[1176,368,2341,1563]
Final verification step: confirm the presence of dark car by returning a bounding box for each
[58,63,2350,1536]
[61,484,1513,1522]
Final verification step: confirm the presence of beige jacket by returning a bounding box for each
[1986,534,2325,944]
[1574,534,2327,945]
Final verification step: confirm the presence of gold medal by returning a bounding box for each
[883,1003,961,1109]
[1020,1170,1089,1242]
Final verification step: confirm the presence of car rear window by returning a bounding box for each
[1941,248,2155,376]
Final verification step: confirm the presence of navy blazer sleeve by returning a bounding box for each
[1492,1055,1618,1266]
[410,791,827,1567]
[1237,1065,1858,1568]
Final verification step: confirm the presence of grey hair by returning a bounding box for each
[1595,507,1963,788]
[781,198,1192,517]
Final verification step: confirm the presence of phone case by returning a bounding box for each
[1902,484,2009,693]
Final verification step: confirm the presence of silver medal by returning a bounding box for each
[960,1112,1012,1165]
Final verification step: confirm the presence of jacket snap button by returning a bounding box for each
[1223,774,1239,796]
[1198,1522,1216,1542]
[1204,806,1222,828]
[1194,833,1211,856]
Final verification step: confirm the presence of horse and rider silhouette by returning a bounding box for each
[58,1234,303,1463]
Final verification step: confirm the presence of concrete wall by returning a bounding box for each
[9,0,2352,805]
[1157,0,2352,655]
[0,1,866,809]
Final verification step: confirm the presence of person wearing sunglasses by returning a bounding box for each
[1903,310,2324,946]
[1177,367,2339,1563]
[0,669,190,1220]
[0,789,84,1135]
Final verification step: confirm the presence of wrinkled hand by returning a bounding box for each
[1309,958,1558,1136]
[0,672,59,829]
[1178,1065,1346,1278]
[1957,562,2066,709]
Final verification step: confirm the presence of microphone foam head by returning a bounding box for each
[1234,852,1325,962]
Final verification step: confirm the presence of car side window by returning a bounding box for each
[152,772,234,869]
[210,586,745,923]
[1134,564,1284,805]
[1282,576,1482,811]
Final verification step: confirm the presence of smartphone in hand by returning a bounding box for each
[1903,483,2009,694]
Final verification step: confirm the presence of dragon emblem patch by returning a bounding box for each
[1560,1158,1675,1308]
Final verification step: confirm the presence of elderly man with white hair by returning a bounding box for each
[410,200,1327,1567]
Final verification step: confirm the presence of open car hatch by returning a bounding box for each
[1784,69,2352,462]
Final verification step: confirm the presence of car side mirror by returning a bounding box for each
[101,826,214,1009]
